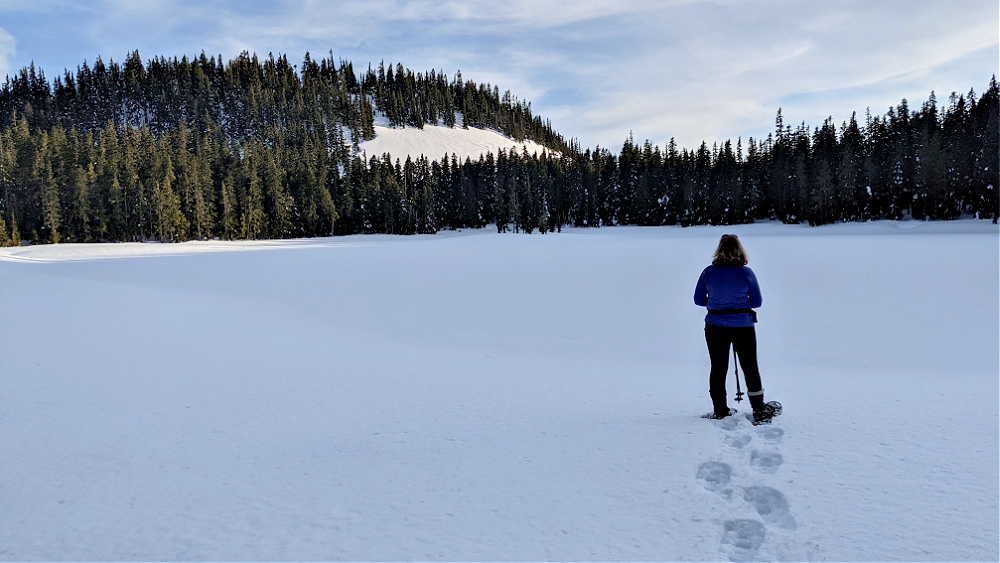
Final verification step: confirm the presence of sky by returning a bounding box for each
[0,0,996,151]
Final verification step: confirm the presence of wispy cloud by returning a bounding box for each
[0,27,14,79]
[1,0,997,150]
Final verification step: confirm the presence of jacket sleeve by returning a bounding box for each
[746,268,763,308]
[694,267,709,307]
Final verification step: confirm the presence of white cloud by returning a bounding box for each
[528,0,1000,148]
[284,0,654,28]
[0,27,14,79]
[1,0,996,150]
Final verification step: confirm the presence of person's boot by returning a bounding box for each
[749,391,777,424]
[702,407,737,420]
[709,388,730,419]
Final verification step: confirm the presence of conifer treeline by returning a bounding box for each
[0,52,996,245]
[609,82,998,227]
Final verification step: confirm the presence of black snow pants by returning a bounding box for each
[705,323,765,416]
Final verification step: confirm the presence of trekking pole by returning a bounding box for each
[732,342,744,403]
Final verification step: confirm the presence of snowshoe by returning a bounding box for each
[747,401,782,425]
[701,408,738,420]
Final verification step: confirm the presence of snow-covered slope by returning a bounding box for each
[1,221,997,561]
[358,115,552,162]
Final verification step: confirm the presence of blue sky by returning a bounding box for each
[0,0,996,151]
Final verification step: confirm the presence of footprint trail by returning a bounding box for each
[695,413,799,561]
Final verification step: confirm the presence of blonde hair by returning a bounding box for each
[712,234,748,266]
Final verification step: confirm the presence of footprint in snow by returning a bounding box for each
[757,425,784,443]
[724,433,752,449]
[742,486,797,530]
[749,450,783,474]
[715,416,740,431]
[720,519,766,562]
[696,461,732,495]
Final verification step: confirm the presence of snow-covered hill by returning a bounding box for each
[1,221,997,561]
[357,114,553,162]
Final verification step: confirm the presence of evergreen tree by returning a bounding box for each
[240,149,266,240]
[219,176,239,240]
[151,154,188,241]
[0,214,10,246]
[34,131,62,242]
[259,145,293,238]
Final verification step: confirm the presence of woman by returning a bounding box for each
[694,234,775,422]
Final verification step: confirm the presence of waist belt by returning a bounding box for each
[708,309,757,323]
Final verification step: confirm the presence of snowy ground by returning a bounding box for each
[358,114,552,162]
[1,220,997,561]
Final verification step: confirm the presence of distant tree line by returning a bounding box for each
[0,52,995,244]
[605,82,998,227]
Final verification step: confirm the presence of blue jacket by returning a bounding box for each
[694,265,762,327]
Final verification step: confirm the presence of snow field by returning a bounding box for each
[0,220,997,561]
[358,114,553,162]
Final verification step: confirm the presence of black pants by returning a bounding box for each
[705,323,765,415]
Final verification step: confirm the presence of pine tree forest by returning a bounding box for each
[0,51,996,245]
